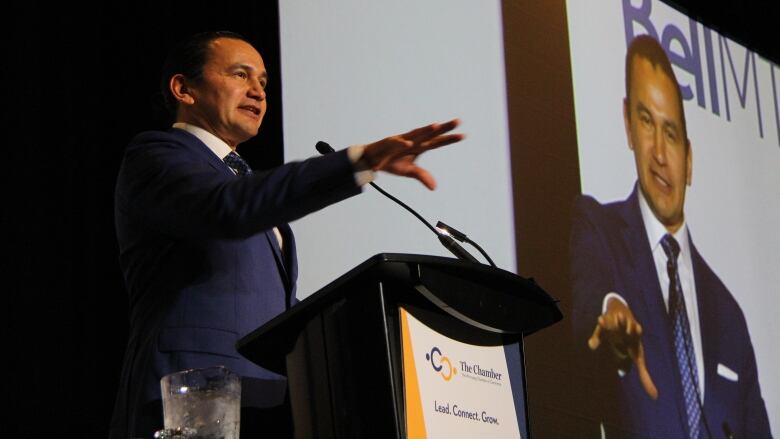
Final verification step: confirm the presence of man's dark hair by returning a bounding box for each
[624,34,687,139]
[160,30,251,117]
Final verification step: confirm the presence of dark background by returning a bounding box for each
[6,1,283,436]
[5,1,775,437]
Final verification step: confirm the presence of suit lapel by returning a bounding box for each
[265,229,288,281]
[169,127,234,176]
[689,234,717,420]
[265,226,298,309]
[280,224,298,287]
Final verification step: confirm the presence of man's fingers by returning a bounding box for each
[592,308,643,355]
[419,119,460,143]
[401,123,438,141]
[411,167,436,190]
[588,324,602,350]
[616,311,626,328]
[602,310,622,332]
[593,300,653,391]
[365,119,462,186]
[404,119,461,142]
[627,319,643,337]
[419,133,466,151]
[363,138,413,170]
[633,345,658,400]
[387,163,436,190]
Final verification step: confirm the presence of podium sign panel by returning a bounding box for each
[400,307,526,438]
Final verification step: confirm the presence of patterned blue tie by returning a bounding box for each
[661,234,702,439]
[223,151,253,176]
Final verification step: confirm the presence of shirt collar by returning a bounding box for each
[637,186,690,259]
[172,122,234,160]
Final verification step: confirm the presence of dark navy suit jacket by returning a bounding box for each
[110,128,361,437]
[570,186,771,438]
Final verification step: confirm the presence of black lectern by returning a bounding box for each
[236,254,561,438]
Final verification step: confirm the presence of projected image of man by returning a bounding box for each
[570,35,772,438]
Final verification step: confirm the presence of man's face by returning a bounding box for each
[182,38,268,148]
[624,57,692,233]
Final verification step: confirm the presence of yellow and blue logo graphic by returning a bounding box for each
[426,347,457,381]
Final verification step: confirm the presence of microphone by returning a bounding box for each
[438,232,480,263]
[315,141,333,155]
[436,221,496,267]
[316,141,484,264]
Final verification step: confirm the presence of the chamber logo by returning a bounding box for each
[426,347,457,381]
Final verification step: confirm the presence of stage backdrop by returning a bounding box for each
[278,0,516,296]
[567,0,779,434]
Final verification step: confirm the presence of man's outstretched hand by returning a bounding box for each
[362,119,465,190]
[589,297,659,400]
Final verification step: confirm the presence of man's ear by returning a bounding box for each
[170,74,195,106]
[686,139,693,186]
[623,97,634,151]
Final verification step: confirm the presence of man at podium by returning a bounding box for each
[110,30,463,439]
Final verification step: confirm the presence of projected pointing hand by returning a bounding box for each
[361,119,464,190]
[588,297,659,400]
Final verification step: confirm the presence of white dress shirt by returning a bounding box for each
[637,189,704,397]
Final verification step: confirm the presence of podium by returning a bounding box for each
[236,254,561,438]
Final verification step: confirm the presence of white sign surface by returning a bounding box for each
[400,307,523,438]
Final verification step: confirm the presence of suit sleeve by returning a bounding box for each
[569,195,637,435]
[739,336,773,437]
[116,136,362,240]
[570,196,625,360]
